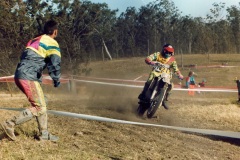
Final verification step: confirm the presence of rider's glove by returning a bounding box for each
[151,62,160,67]
[149,61,156,66]
[54,80,61,87]
[178,74,184,80]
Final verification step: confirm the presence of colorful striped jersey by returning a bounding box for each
[15,34,61,83]
[26,34,61,58]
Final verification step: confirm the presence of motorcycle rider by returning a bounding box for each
[138,44,184,109]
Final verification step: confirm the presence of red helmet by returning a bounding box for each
[162,44,174,58]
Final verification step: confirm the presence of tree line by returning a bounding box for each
[0,0,240,75]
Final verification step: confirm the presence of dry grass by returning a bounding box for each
[87,54,240,87]
[0,54,240,160]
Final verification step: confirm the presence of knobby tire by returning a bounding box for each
[147,84,168,118]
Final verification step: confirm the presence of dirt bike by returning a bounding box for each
[137,62,171,118]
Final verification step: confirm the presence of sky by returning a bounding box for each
[89,0,239,17]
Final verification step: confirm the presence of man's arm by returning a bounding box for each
[47,54,61,87]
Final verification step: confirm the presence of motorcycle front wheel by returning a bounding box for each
[137,102,149,117]
[147,84,168,118]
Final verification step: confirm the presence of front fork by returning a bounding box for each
[150,79,169,105]
[150,79,160,100]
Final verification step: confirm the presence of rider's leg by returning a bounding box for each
[162,83,173,109]
[138,81,150,100]
[138,73,154,100]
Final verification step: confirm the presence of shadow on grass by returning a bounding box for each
[0,132,7,140]
[183,132,240,146]
[204,135,240,146]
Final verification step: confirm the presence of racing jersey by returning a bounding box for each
[15,34,61,82]
[145,52,181,75]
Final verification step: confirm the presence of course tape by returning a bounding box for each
[0,108,239,139]
[0,75,237,92]
[64,78,238,93]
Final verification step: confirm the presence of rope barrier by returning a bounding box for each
[0,75,237,92]
[0,108,239,139]
[63,78,238,93]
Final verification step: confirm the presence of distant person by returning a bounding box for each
[186,71,196,88]
[198,78,206,87]
[186,71,196,95]
[1,20,61,141]
[138,44,184,109]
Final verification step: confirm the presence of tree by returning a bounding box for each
[227,4,240,53]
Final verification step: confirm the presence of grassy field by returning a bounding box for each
[87,54,240,87]
[0,54,240,160]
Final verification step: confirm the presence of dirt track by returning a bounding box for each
[0,83,240,160]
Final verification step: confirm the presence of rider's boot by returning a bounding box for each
[36,113,59,141]
[162,93,171,110]
[165,92,170,101]
[162,101,169,110]
[1,109,33,141]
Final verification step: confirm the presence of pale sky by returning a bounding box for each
[89,0,240,17]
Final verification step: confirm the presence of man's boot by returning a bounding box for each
[36,113,59,141]
[1,109,33,141]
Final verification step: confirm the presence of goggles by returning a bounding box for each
[165,51,173,56]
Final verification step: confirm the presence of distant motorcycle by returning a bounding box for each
[137,62,171,118]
